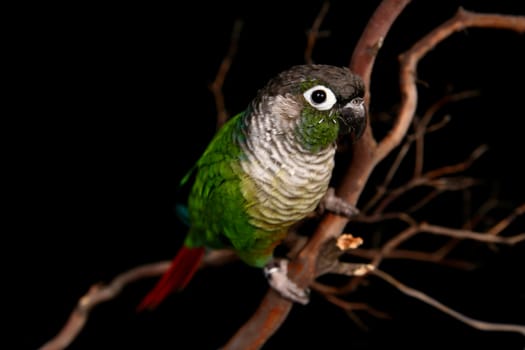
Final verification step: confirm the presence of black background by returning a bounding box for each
[8,0,524,349]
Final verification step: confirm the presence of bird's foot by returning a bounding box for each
[318,187,359,218]
[263,258,309,305]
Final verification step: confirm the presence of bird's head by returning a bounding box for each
[252,64,366,152]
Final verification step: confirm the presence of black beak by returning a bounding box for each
[341,97,366,142]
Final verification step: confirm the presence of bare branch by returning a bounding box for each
[342,219,524,295]
[379,8,525,164]
[349,248,477,270]
[350,0,411,101]
[487,203,525,236]
[361,133,411,213]
[320,292,391,320]
[373,221,524,269]
[420,222,525,244]
[424,144,488,180]
[310,282,391,330]
[319,260,374,278]
[434,197,502,258]
[406,188,442,213]
[362,89,473,214]
[353,211,418,226]
[304,0,331,64]
[414,90,479,177]
[40,249,238,350]
[39,261,171,350]
[209,19,243,129]
[371,269,525,335]
[373,145,488,214]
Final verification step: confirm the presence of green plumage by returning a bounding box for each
[183,113,257,252]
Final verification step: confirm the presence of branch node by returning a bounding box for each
[336,234,364,250]
[368,36,384,56]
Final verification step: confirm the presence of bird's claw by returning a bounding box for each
[264,259,310,305]
[318,187,359,218]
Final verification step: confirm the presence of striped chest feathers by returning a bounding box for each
[238,117,336,231]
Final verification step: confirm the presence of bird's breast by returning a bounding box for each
[239,136,335,231]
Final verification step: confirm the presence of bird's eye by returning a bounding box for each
[303,85,337,111]
[311,90,326,103]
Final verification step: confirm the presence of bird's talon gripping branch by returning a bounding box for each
[264,258,310,305]
[319,187,359,218]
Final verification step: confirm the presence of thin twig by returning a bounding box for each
[349,248,476,270]
[406,188,442,213]
[361,133,412,213]
[304,0,331,64]
[487,203,525,235]
[414,90,479,177]
[341,219,524,295]
[363,91,475,213]
[434,197,502,258]
[209,19,243,129]
[322,293,391,320]
[373,145,488,214]
[310,283,391,331]
[39,261,171,350]
[376,221,524,269]
[372,269,525,335]
[385,7,525,167]
[434,202,525,258]
[39,250,238,350]
[420,222,525,244]
[353,211,418,226]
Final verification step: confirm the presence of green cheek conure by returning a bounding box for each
[138,64,366,309]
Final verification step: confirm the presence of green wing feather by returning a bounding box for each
[183,114,256,249]
[183,112,287,267]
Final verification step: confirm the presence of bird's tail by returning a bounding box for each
[137,246,205,311]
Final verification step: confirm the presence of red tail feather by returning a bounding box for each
[137,246,205,311]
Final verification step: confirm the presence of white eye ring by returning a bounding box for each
[303,85,337,111]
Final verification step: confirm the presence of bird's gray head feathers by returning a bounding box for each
[249,64,366,152]
[261,64,364,101]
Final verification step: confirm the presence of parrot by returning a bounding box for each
[138,64,366,310]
